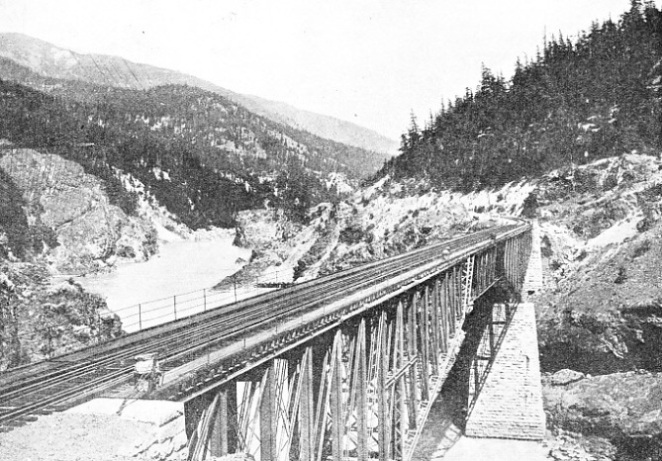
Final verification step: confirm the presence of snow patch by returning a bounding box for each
[587,214,642,249]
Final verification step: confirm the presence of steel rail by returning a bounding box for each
[1,237,440,398]
[2,228,470,403]
[168,222,530,402]
[2,223,516,402]
[0,222,529,429]
[1,223,503,391]
[2,224,523,412]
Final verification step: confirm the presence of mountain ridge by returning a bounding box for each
[0,76,389,229]
[0,32,398,154]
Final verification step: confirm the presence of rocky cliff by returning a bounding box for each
[0,148,157,273]
[544,369,662,461]
[510,153,662,459]
[533,154,662,375]
[0,147,164,368]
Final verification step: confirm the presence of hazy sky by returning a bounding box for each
[0,0,656,140]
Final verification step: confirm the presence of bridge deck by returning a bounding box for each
[0,224,527,433]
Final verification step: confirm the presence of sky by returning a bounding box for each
[0,0,657,141]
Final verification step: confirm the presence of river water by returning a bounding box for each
[75,235,252,332]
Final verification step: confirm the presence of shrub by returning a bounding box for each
[614,266,627,284]
[632,239,651,258]
[602,173,618,191]
[339,225,364,245]
[521,193,538,218]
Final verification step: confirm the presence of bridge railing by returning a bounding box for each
[105,220,529,335]
[103,267,295,333]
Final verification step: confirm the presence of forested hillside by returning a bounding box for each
[380,1,662,190]
[0,78,381,228]
[0,32,398,154]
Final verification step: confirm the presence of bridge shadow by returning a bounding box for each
[411,285,520,460]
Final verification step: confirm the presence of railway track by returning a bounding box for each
[0,222,528,431]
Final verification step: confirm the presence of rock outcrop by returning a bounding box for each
[227,179,477,289]
[0,148,157,273]
[0,147,152,366]
[549,369,586,386]
[543,371,662,460]
[1,262,122,367]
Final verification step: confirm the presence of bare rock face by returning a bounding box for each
[0,262,122,366]
[0,148,156,272]
[533,155,662,375]
[544,372,662,460]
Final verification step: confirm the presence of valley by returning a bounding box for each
[0,1,661,460]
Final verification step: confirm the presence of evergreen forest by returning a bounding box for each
[0,71,385,228]
[380,1,662,191]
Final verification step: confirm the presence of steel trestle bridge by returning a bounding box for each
[0,221,532,461]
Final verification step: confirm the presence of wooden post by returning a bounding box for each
[233,275,238,303]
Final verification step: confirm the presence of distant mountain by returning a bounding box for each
[224,94,399,154]
[0,32,398,154]
[0,74,386,229]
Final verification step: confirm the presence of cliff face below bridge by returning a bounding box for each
[543,370,662,461]
[516,154,662,459]
[533,155,662,377]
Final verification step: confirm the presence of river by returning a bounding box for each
[75,234,252,332]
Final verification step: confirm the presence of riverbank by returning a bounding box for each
[73,229,252,332]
